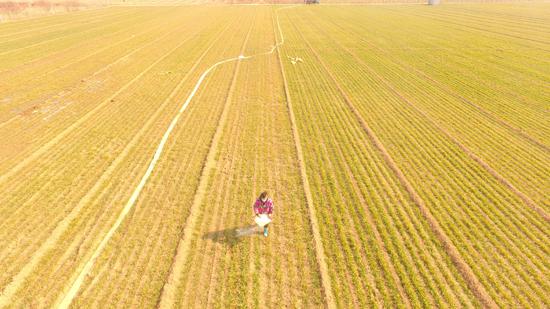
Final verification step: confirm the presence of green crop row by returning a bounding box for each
[0,5,547,308]
[165,8,325,307]
[279,5,549,307]
[0,7,244,307]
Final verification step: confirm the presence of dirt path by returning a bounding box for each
[156,22,253,309]
[51,23,251,309]
[323,13,548,153]
[295,24,414,307]
[0,21,232,308]
[273,7,336,309]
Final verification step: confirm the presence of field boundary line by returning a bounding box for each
[320,11,549,153]
[0,21,207,186]
[272,6,336,309]
[0,115,19,130]
[203,77,248,307]
[299,17,497,309]
[245,119,262,308]
[312,18,550,223]
[156,20,253,309]
[0,19,233,308]
[56,15,255,309]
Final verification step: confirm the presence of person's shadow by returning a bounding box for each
[202,224,261,247]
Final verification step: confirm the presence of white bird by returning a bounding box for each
[289,56,303,65]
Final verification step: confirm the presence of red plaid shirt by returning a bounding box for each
[254,198,273,215]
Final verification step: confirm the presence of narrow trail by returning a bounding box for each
[202,87,246,307]
[245,112,262,308]
[272,7,337,309]
[300,25,497,309]
[155,21,254,309]
[0,21,232,308]
[54,31,250,309]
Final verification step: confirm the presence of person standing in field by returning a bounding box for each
[254,191,274,237]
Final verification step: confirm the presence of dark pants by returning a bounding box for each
[264,224,269,229]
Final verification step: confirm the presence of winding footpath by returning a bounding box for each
[52,5,337,309]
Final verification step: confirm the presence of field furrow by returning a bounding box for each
[0,9,220,170]
[280,7,549,307]
[275,7,491,308]
[158,7,327,308]
[0,8,251,307]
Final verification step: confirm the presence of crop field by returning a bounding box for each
[0,3,548,308]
